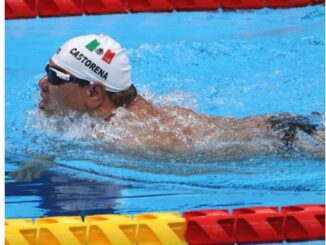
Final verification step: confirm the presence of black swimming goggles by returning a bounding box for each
[45,64,90,86]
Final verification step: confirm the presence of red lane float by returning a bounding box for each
[282,204,325,242]
[174,0,219,11]
[5,0,325,19]
[5,0,37,19]
[128,0,174,12]
[183,204,325,245]
[233,207,284,243]
[37,0,83,17]
[184,209,235,245]
[83,0,128,14]
[266,0,312,8]
[220,0,265,9]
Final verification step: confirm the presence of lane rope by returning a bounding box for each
[5,204,325,245]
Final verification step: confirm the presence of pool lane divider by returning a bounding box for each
[5,204,325,245]
[5,0,325,19]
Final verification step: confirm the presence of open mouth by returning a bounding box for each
[38,91,47,109]
[38,100,46,109]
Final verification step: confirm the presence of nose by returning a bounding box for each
[39,75,49,91]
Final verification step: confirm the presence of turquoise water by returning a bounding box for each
[5,6,324,243]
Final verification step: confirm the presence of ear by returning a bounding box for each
[86,83,106,109]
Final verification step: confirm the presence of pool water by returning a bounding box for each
[5,5,324,244]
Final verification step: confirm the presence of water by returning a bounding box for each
[5,6,324,244]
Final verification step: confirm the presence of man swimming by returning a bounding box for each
[38,34,325,161]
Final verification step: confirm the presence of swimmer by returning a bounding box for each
[38,34,325,161]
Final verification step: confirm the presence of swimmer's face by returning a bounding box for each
[38,61,90,114]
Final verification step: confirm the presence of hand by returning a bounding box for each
[9,160,52,182]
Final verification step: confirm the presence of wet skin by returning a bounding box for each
[38,62,325,161]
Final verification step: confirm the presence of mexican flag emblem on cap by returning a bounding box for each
[85,39,116,64]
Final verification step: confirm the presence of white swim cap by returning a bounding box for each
[51,34,131,92]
